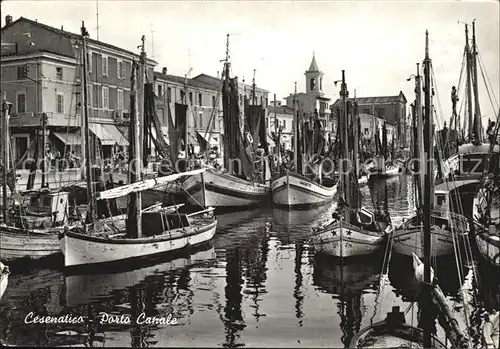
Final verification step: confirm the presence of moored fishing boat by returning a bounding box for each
[183,35,271,209]
[0,261,9,299]
[472,168,500,267]
[184,166,270,208]
[272,170,337,208]
[352,31,470,349]
[62,182,217,269]
[311,71,393,258]
[60,32,218,270]
[391,43,468,258]
[349,306,447,348]
[0,188,79,261]
[271,82,337,208]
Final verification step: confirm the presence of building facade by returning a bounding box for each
[153,68,222,154]
[1,15,157,165]
[284,55,333,131]
[266,105,295,151]
[330,92,407,147]
[192,73,270,146]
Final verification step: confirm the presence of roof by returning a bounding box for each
[307,54,319,72]
[192,73,270,93]
[2,17,157,65]
[154,72,217,91]
[331,92,407,107]
[0,49,77,61]
[268,105,295,115]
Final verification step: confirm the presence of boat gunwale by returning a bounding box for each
[63,220,218,245]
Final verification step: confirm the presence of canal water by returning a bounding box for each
[0,176,498,347]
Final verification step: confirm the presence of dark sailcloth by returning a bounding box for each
[143,83,170,164]
[222,77,253,179]
[174,103,188,172]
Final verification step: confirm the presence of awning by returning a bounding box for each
[196,131,219,146]
[52,131,81,145]
[89,123,129,146]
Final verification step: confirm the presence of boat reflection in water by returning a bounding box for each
[65,245,217,307]
[312,251,384,346]
[0,267,65,347]
[388,253,461,301]
[273,202,336,229]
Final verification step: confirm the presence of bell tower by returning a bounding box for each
[305,53,324,97]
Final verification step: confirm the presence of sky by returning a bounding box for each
[2,0,499,130]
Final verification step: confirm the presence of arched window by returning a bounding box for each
[310,78,316,91]
[320,77,323,91]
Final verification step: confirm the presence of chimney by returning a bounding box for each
[5,15,13,26]
[162,67,167,75]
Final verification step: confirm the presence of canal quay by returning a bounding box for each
[0,176,498,347]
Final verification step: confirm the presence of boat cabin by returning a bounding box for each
[141,211,190,237]
[443,144,500,178]
[433,189,450,219]
[24,191,70,224]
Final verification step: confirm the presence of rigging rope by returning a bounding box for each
[477,51,499,110]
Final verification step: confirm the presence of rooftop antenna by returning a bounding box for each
[150,24,155,59]
[95,0,100,41]
[188,49,192,78]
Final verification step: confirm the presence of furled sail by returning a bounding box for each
[143,83,170,162]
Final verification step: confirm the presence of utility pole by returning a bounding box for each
[150,25,155,59]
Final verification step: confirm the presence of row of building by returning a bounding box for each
[1,15,411,167]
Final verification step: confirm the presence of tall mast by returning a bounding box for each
[222,34,230,169]
[423,30,433,349]
[184,73,189,162]
[127,36,145,238]
[1,92,11,225]
[471,20,482,141]
[252,69,256,105]
[464,24,474,140]
[274,93,278,163]
[81,22,94,226]
[353,90,359,178]
[415,63,424,211]
[293,82,298,172]
[352,89,360,209]
[340,70,351,222]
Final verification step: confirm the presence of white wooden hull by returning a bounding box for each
[0,263,9,300]
[311,221,387,257]
[391,215,457,257]
[271,172,337,208]
[0,225,64,261]
[183,168,270,208]
[62,220,217,267]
